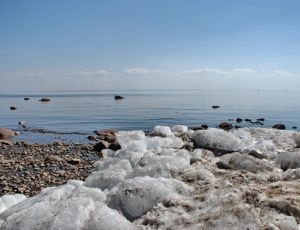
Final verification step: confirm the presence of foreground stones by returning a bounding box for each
[1,126,300,229]
[0,128,20,140]
[0,142,100,196]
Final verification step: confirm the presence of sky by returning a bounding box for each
[0,0,300,91]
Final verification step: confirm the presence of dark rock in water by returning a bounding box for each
[251,121,264,126]
[10,106,17,110]
[245,119,252,122]
[18,121,27,128]
[201,124,208,130]
[39,97,51,102]
[87,135,98,141]
[212,105,220,109]
[293,126,297,129]
[0,128,20,140]
[234,125,241,129]
[218,122,233,131]
[257,118,265,122]
[236,118,243,123]
[272,124,286,130]
[190,126,203,131]
[115,95,125,100]
[228,119,234,121]
[24,97,30,101]
[109,142,121,151]
[93,141,110,152]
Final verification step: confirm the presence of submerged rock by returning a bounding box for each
[115,95,125,100]
[39,97,51,102]
[218,122,233,131]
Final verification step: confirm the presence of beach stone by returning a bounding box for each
[218,122,233,131]
[236,118,243,123]
[39,97,51,102]
[9,106,17,110]
[201,124,208,129]
[45,155,62,162]
[190,126,203,131]
[109,142,121,151]
[67,158,81,165]
[87,135,97,141]
[93,141,110,152]
[94,129,117,142]
[276,151,300,170]
[0,128,19,140]
[272,124,286,130]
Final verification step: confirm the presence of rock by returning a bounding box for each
[257,118,265,122]
[190,126,203,131]
[234,125,241,129]
[87,135,97,141]
[9,106,17,110]
[93,141,110,152]
[212,105,220,109]
[201,124,208,130]
[272,124,286,130]
[109,142,121,151]
[218,122,233,131]
[67,159,81,165]
[18,121,27,128]
[39,97,51,102]
[0,140,13,145]
[94,129,117,142]
[45,155,62,162]
[115,95,125,100]
[292,126,297,129]
[0,128,20,140]
[245,119,252,122]
[24,97,30,101]
[276,151,300,170]
[236,118,243,123]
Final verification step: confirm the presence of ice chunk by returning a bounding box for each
[116,131,147,152]
[191,128,240,153]
[171,125,188,133]
[0,194,26,214]
[153,125,173,137]
[85,159,132,190]
[146,136,184,151]
[276,151,300,170]
[129,149,190,178]
[0,181,135,230]
[112,176,193,220]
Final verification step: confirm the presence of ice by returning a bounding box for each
[276,151,300,170]
[116,131,147,152]
[0,180,135,230]
[84,158,132,190]
[110,176,193,220]
[171,125,188,133]
[153,125,173,136]
[128,149,190,178]
[146,136,184,150]
[191,128,241,153]
[0,194,26,214]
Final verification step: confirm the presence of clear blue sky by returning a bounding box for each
[1,0,300,91]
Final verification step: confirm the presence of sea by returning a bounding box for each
[0,89,299,143]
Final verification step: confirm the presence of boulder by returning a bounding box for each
[272,124,286,130]
[93,141,110,152]
[0,128,20,140]
[218,122,233,131]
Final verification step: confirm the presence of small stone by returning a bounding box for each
[39,97,51,102]
[67,159,81,165]
[109,142,121,151]
[236,118,243,123]
[212,105,220,109]
[10,106,17,110]
[45,155,62,162]
[24,97,30,101]
[87,135,97,141]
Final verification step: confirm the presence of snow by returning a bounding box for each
[171,125,188,133]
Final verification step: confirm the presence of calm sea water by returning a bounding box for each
[0,89,299,143]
